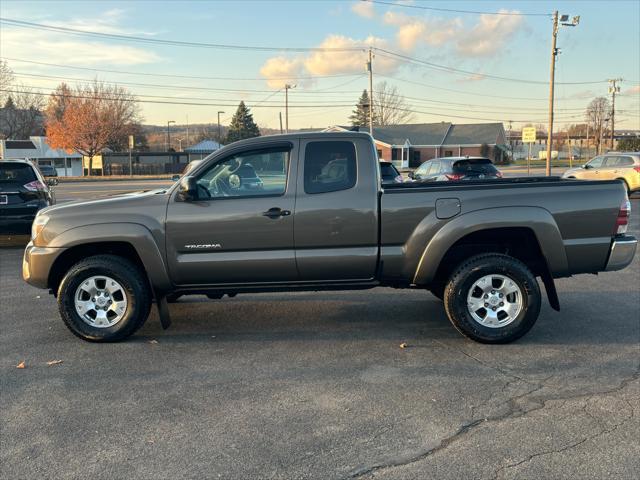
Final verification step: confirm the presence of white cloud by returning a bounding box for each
[625,85,640,95]
[259,57,306,89]
[0,10,160,67]
[351,1,376,19]
[260,34,401,88]
[455,10,523,57]
[383,11,461,50]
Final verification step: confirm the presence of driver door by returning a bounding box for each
[165,142,298,286]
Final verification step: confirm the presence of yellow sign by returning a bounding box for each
[522,127,537,143]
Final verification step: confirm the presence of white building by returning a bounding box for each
[0,136,82,176]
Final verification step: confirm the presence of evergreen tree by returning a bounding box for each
[225,101,260,143]
[349,90,372,127]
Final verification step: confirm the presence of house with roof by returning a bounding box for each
[184,139,223,160]
[0,136,82,176]
[325,123,507,168]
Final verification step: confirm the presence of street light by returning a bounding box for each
[284,84,296,133]
[217,111,225,145]
[545,11,579,176]
[166,120,175,151]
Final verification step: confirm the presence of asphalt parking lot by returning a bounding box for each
[1,185,639,479]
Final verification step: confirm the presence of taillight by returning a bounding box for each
[23,181,45,191]
[445,173,464,181]
[615,199,631,235]
[633,166,640,173]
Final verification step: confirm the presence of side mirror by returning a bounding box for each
[46,178,59,186]
[583,164,591,169]
[407,171,415,179]
[177,176,198,202]
[171,174,181,182]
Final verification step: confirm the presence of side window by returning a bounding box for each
[304,141,357,194]
[428,161,441,175]
[197,147,289,199]
[587,156,604,168]
[618,156,635,167]
[603,156,620,167]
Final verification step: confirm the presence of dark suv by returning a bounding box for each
[410,156,502,182]
[0,160,56,234]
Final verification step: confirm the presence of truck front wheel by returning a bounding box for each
[57,255,152,342]
[443,254,541,344]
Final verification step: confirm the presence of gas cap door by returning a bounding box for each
[435,198,461,219]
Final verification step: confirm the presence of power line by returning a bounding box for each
[0,57,361,81]
[0,18,364,52]
[375,50,607,85]
[363,0,551,17]
[0,88,586,123]
[10,71,363,95]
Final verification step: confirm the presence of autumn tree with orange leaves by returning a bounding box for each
[45,81,140,175]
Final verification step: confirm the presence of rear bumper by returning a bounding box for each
[22,241,66,289]
[605,236,637,271]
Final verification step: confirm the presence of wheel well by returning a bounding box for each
[431,227,548,286]
[48,242,146,295]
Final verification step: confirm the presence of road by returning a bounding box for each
[1,196,638,478]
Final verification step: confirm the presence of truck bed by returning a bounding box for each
[380,178,627,281]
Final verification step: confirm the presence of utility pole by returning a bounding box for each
[166,120,175,151]
[284,84,296,133]
[279,112,283,134]
[608,78,622,149]
[545,11,559,177]
[217,111,225,145]
[367,47,374,136]
[186,114,189,146]
[545,12,580,176]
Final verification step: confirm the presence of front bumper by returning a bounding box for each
[605,236,637,271]
[22,241,66,289]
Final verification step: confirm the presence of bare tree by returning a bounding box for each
[0,59,14,104]
[373,81,415,126]
[45,81,140,175]
[0,87,45,139]
[586,97,611,154]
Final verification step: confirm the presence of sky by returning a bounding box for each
[1,0,639,132]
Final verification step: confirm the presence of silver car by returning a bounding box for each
[562,152,640,193]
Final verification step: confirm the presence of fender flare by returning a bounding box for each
[49,222,172,292]
[412,206,569,285]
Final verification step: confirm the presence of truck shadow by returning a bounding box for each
[132,289,638,347]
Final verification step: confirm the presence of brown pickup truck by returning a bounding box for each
[23,132,636,343]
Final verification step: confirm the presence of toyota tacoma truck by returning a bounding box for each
[22,132,637,343]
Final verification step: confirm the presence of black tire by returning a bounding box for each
[57,255,152,342]
[443,254,541,344]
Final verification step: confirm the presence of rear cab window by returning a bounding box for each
[452,158,499,175]
[0,163,37,184]
[304,141,357,194]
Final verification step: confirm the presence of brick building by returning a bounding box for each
[325,122,507,168]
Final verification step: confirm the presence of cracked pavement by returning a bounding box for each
[1,198,639,479]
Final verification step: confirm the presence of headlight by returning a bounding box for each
[31,214,50,241]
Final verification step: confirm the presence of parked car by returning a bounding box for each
[1,159,56,234]
[38,165,59,182]
[172,159,204,181]
[23,132,635,344]
[562,152,640,193]
[410,156,502,182]
[380,161,403,184]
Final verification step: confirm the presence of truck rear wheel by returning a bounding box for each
[443,254,541,344]
[57,255,152,342]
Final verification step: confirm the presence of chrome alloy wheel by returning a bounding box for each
[466,274,523,328]
[74,276,128,328]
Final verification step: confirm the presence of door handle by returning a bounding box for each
[262,207,291,219]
